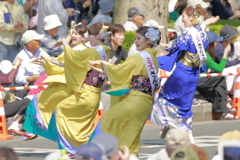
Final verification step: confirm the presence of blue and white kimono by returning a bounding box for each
[151,25,209,130]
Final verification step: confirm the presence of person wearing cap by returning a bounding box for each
[75,142,108,160]
[123,6,147,32]
[40,14,64,57]
[147,129,191,160]
[13,30,48,99]
[214,25,240,94]
[0,0,28,63]
[37,0,75,38]
[87,0,114,26]
[196,31,239,120]
[90,133,138,160]
[212,130,240,160]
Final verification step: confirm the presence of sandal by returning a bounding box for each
[228,107,237,114]
[220,113,239,120]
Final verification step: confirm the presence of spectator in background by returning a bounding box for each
[14,30,48,99]
[214,25,239,94]
[90,133,137,160]
[75,143,108,160]
[40,14,63,57]
[0,0,28,62]
[87,0,114,26]
[63,0,76,27]
[147,129,191,160]
[123,6,147,32]
[75,0,93,25]
[109,24,128,64]
[211,0,233,19]
[212,130,240,160]
[37,0,75,38]
[0,147,18,160]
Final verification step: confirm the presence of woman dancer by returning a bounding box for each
[23,24,88,140]
[48,23,111,156]
[151,5,209,143]
[89,26,161,154]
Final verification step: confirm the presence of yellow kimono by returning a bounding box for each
[101,48,158,154]
[37,45,87,128]
[54,45,110,154]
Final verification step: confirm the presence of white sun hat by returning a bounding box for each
[44,14,63,30]
[0,60,13,74]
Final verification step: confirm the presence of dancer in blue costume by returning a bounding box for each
[150,5,209,143]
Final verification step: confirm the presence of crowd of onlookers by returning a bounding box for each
[1,0,240,159]
[1,129,240,160]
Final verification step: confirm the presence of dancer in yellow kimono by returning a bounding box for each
[23,24,88,141]
[89,26,161,154]
[46,23,111,156]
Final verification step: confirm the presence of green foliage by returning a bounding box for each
[122,31,136,52]
[210,20,240,34]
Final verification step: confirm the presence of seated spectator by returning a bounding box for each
[170,146,199,160]
[214,25,239,94]
[0,0,28,62]
[211,0,233,19]
[14,30,48,99]
[87,0,114,26]
[212,130,240,160]
[37,0,75,38]
[197,31,238,120]
[147,129,191,160]
[109,24,128,64]
[75,0,93,25]
[0,147,18,160]
[40,14,64,57]
[123,6,147,32]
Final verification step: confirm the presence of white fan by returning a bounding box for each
[0,60,13,74]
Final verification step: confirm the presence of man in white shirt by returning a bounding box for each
[123,6,147,32]
[14,30,48,99]
[37,0,74,38]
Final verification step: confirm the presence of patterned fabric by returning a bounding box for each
[40,32,63,57]
[151,96,193,130]
[130,75,152,96]
[83,70,106,88]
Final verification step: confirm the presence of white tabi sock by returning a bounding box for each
[8,121,19,130]
[188,133,195,144]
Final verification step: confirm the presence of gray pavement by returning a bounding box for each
[0,119,240,160]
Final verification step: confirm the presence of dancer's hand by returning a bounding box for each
[88,60,105,66]
[46,59,64,67]
[118,145,130,160]
[158,51,170,57]
[30,59,44,65]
